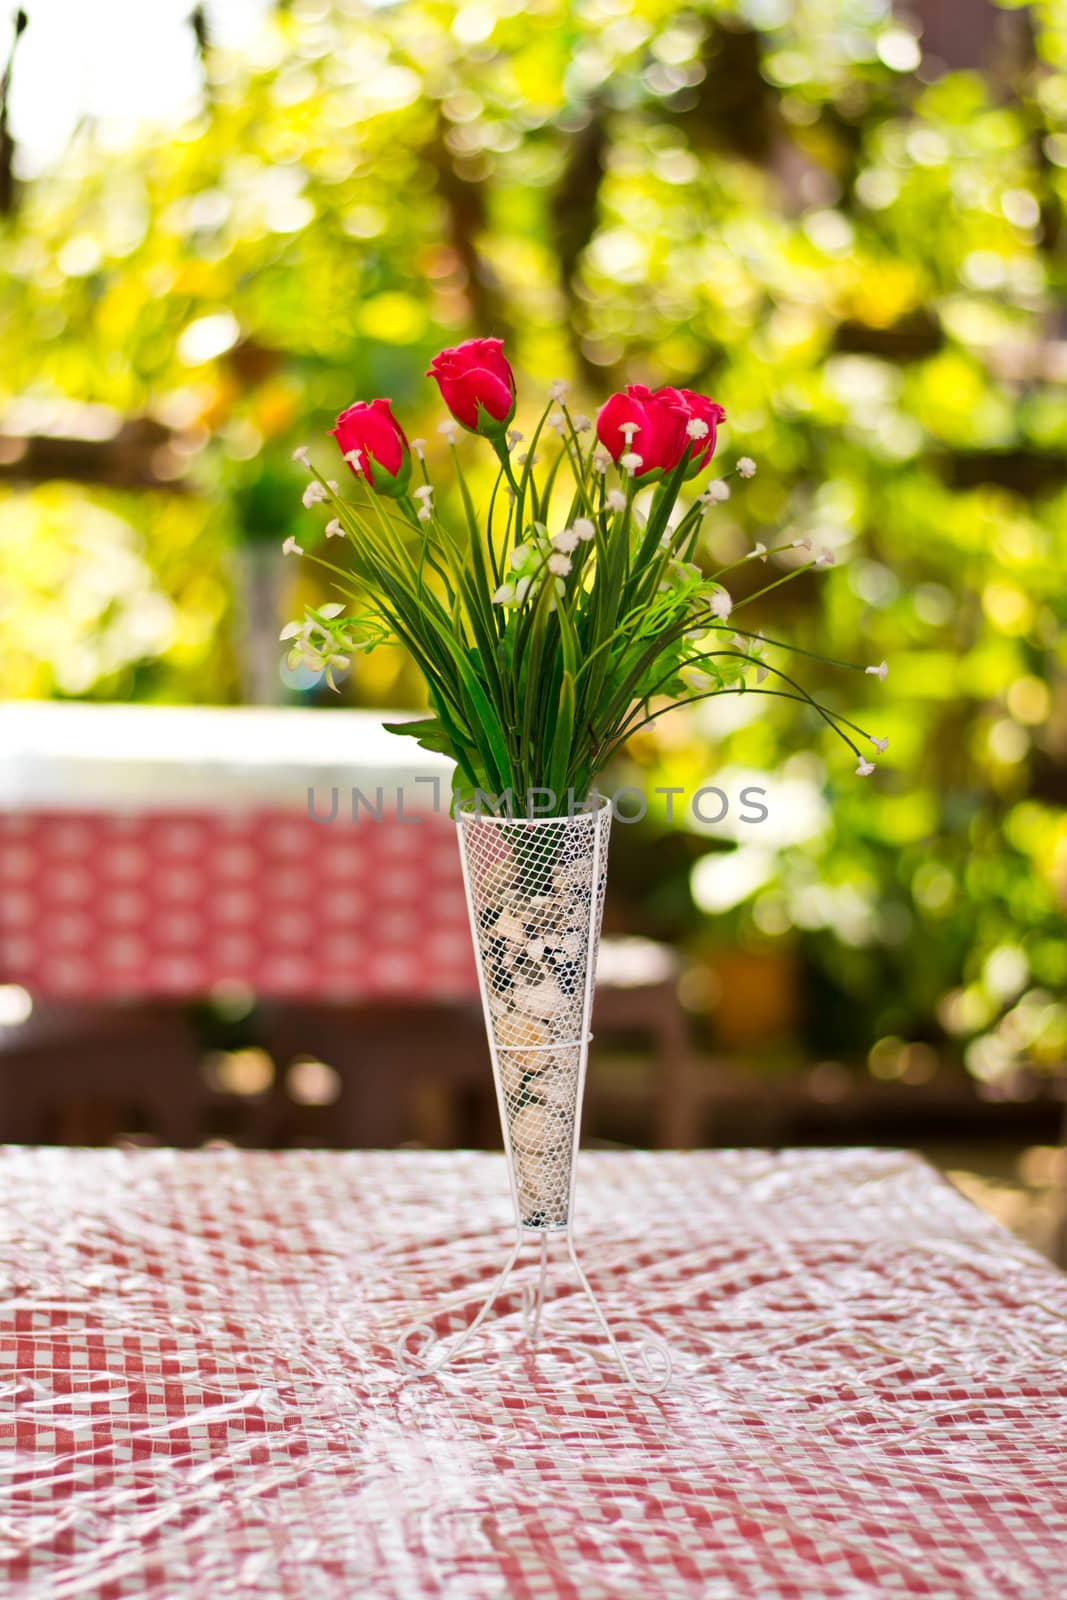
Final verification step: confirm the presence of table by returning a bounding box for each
[3,1147,1067,1598]
[0,702,472,1000]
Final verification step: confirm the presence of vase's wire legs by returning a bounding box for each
[566,1234,672,1396]
[394,1236,524,1377]
[520,1233,550,1347]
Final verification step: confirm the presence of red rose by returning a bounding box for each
[656,387,726,477]
[595,385,690,481]
[596,385,725,481]
[330,399,411,497]
[428,338,516,436]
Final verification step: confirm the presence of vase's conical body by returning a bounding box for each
[457,802,611,1229]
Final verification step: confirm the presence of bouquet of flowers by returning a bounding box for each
[286,338,886,813]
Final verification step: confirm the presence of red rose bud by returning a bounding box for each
[427,338,516,436]
[656,387,726,478]
[595,385,690,481]
[330,399,411,497]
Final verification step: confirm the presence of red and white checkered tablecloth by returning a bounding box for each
[3,1148,1067,1598]
[0,810,476,1001]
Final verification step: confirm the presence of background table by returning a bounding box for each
[3,1147,1067,1598]
[0,701,470,1000]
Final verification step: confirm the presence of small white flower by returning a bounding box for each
[755,664,769,683]
[549,379,569,401]
[282,536,303,556]
[708,588,733,621]
[592,447,611,474]
[417,506,431,522]
[548,552,572,577]
[411,438,427,461]
[505,486,516,505]
[792,536,812,551]
[620,451,643,473]
[492,583,515,605]
[606,489,627,512]
[573,517,595,542]
[289,642,323,670]
[344,450,363,469]
[514,576,532,603]
[414,484,434,501]
[291,446,310,467]
[279,621,302,641]
[547,415,567,436]
[302,481,327,508]
[737,456,756,478]
[572,414,591,432]
[552,528,580,554]
[871,735,889,753]
[855,759,875,777]
[620,421,639,444]
[816,550,835,567]
[509,543,530,570]
[507,428,524,448]
[517,451,540,467]
[319,603,344,619]
[702,480,730,504]
[750,541,767,562]
[866,660,888,681]
[686,418,709,440]
[325,518,344,538]
[438,419,459,442]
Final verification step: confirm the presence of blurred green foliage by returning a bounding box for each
[0,0,1064,1081]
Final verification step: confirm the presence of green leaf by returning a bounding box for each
[547,669,576,806]
[381,715,454,756]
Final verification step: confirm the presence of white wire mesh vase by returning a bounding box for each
[396,797,671,1394]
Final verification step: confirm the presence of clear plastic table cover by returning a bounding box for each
[2,1147,1066,1599]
